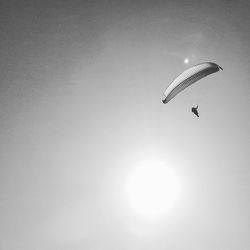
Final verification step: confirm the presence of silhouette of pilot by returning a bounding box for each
[191,105,199,117]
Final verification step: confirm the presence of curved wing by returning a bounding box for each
[162,62,223,104]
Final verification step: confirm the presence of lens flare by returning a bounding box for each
[125,160,181,218]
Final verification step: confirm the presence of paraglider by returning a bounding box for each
[191,105,199,117]
[162,62,223,104]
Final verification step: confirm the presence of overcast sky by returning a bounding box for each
[1,0,250,249]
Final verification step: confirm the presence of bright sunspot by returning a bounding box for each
[184,58,189,64]
[125,160,181,219]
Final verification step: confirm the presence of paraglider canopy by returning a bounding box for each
[162,62,223,104]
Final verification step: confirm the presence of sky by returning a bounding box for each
[0,0,250,249]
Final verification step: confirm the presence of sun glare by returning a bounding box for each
[125,160,181,219]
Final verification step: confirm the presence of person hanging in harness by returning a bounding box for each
[191,105,199,117]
